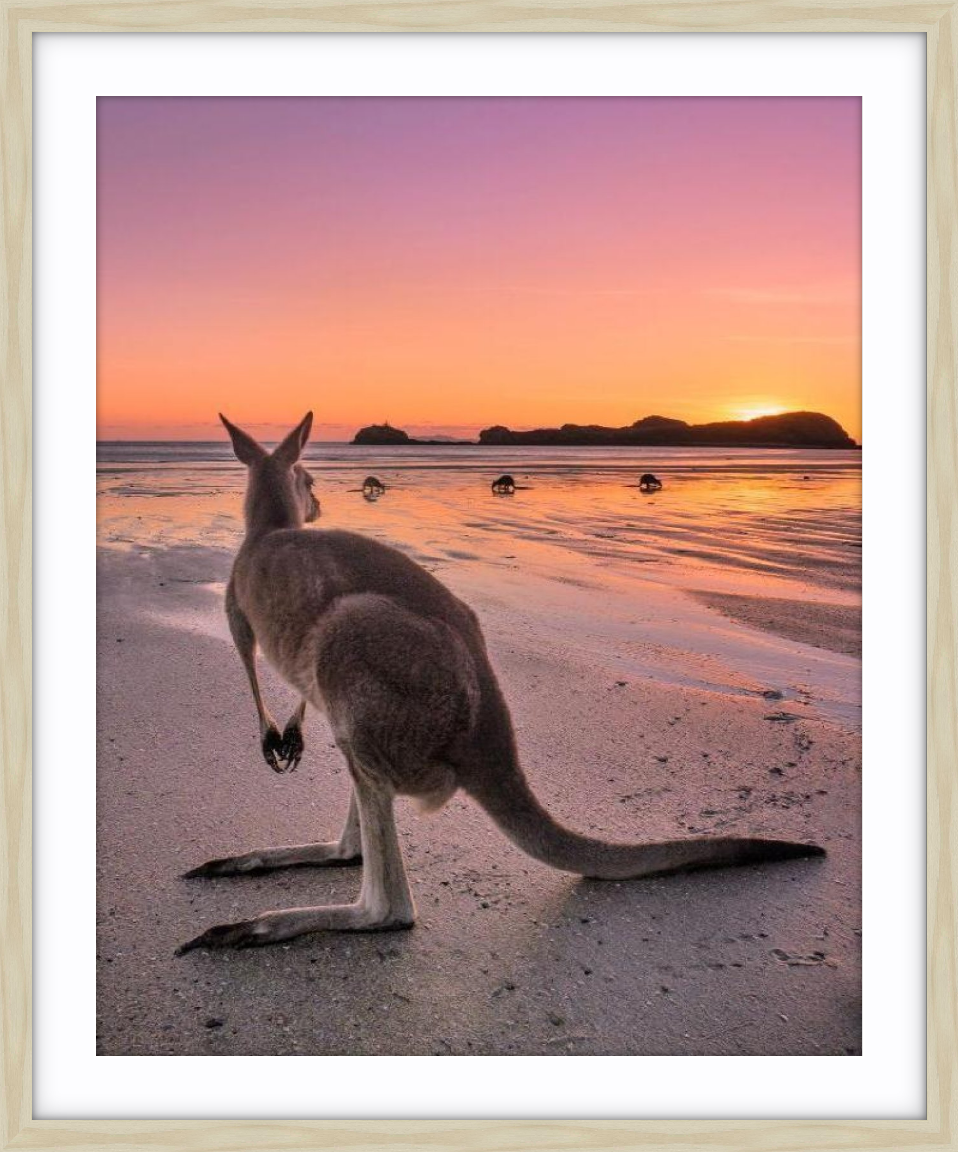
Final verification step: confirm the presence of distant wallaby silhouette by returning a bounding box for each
[178,413,824,953]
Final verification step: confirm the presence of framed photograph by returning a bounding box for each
[2,8,949,1151]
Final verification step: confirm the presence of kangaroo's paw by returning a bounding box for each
[279,716,305,771]
[182,842,362,878]
[261,723,290,773]
[176,917,280,954]
[183,853,269,878]
[176,903,414,954]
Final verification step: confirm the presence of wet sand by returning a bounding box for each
[97,533,861,1056]
[691,591,862,658]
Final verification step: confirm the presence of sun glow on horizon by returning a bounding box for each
[728,404,789,423]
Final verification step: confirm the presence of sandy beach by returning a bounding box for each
[96,446,861,1056]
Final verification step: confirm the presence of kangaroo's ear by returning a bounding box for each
[219,414,266,466]
[272,411,313,467]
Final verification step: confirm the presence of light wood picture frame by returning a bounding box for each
[2,6,950,1150]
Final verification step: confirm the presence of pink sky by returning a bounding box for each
[97,97,861,441]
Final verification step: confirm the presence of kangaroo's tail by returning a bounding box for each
[463,760,825,879]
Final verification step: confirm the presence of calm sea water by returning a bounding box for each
[97,440,859,475]
[96,443,861,602]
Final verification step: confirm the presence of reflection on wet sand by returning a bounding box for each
[97,445,861,604]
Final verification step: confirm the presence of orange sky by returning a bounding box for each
[97,97,861,442]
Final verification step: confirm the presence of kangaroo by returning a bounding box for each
[178,413,824,954]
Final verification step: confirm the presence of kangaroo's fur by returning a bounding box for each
[178,413,824,953]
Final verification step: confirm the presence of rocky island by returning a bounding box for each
[479,411,856,448]
[352,422,414,445]
[352,412,858,449]
[351,423,473,446]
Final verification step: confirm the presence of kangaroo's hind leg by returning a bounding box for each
[183,789,362,878]
[176,762,414,953]
[347,747,417,929]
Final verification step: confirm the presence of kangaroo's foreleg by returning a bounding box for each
[177,767,415,953]
[226,585,300,772]
[279,699,307,769]
[183,789,362,878]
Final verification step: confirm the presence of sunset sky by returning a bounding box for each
[96,97,861,442]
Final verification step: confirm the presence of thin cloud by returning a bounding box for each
[713,283,859,307]
[723,334,857,345]
[397,283,654,299]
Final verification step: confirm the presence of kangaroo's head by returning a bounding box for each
[219,412,320,534]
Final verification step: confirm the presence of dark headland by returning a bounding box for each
[352,412,858,448]
[351,423,474,446]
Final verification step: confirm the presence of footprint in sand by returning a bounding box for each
[770,948,838,969]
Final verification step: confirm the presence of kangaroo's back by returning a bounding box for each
[233,528,483,652]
